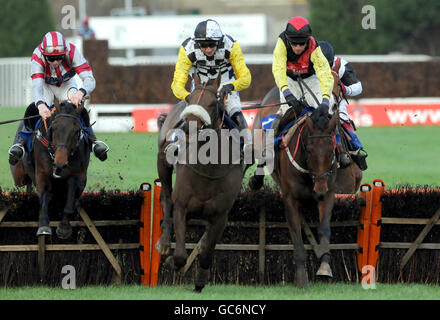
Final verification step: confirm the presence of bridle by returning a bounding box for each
[190,83,223,129]
[37,112,85,161]
[303,132,338,182]
[283,121,338,182]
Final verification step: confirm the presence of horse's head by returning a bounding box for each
[303,111,338,201]
[180,72,222,132]
[49,101,84,178]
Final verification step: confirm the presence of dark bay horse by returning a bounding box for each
[249,87,362,288]
[11,101,90,238]
[156,74,244,292]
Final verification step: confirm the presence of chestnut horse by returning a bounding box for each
[11,101,90,238]
[156,73,244,292]
[249,87,362,288]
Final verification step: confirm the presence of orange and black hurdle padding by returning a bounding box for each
[357,183,372,273]
[139,183,152,286]
[150,179,163,286]
[367,179,385,270]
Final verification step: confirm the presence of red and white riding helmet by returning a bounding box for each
[40,31,67,56]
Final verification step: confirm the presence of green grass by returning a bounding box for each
[1,283,439,300]
[2,106,440,191]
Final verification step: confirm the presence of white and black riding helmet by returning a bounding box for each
[194,19,223,45]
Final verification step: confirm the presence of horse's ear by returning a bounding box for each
[193,72,201,86]
[326,112,339,133]
[305,115,314,130]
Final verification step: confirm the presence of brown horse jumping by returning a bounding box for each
[11,101,90,238]
[249,87,362,288]
[156,74,244,292]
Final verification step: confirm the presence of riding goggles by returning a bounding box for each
[46,55,65,62]
[197,41,218,48]
[289,40,307,47]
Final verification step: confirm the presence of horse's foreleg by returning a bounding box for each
[316,194,335,277]
[284,195,308,289]
[194,212,228,292]
[56,176,78,239]
[172,204,187,271]
[37,190,52,236]
[156,154,174,255]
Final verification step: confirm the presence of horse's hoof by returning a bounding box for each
[155,239,171,255]
[36,226,52,236]
[56,223,72,240]
[316,262,333,277]
[193,285,204,293]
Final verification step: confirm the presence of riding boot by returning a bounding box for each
[8,141,25,166]
[88,127,109,161]
[231,111,253,165]
[351,148,368,171]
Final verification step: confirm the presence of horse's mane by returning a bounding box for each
[56,101,77,115]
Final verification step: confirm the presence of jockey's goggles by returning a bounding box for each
[289,40,307,47]
[43,45,66,54]
[46,55,65,62]
[197,41,218,48]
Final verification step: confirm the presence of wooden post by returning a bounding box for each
[258,206,266,284]
[77,205,122,284]
[182,232,207,276]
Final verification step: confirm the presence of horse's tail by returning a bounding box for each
[248,163,265,191]
[157,112,168,130]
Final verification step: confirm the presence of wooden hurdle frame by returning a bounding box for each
[2,178,440,286]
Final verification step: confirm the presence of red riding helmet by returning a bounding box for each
[285,16,312,43]
[40,31,67,56]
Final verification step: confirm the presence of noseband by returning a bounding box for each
[283,122,337,181]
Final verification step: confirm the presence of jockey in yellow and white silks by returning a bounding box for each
[171,19,252,134]
[8,31,108,165]
[271,16,334,137]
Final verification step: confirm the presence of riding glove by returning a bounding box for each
[37,102,51,119]
[218,84,234,101]
[283,89,301,108]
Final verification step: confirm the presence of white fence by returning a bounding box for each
[0,58,32,107]
[0,54,434,108]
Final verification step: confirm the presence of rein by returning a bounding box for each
[281,119,338,179]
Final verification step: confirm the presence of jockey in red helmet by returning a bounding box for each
[271,16,334,137]
[8,31,108,165]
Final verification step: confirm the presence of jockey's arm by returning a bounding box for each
[229,42,251,91]
[272,38,290,93]
[171,46,193,102]
[72,48,96,97]
[310,46,333,103]
[30,56,46,107]
[339,60,362,96]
